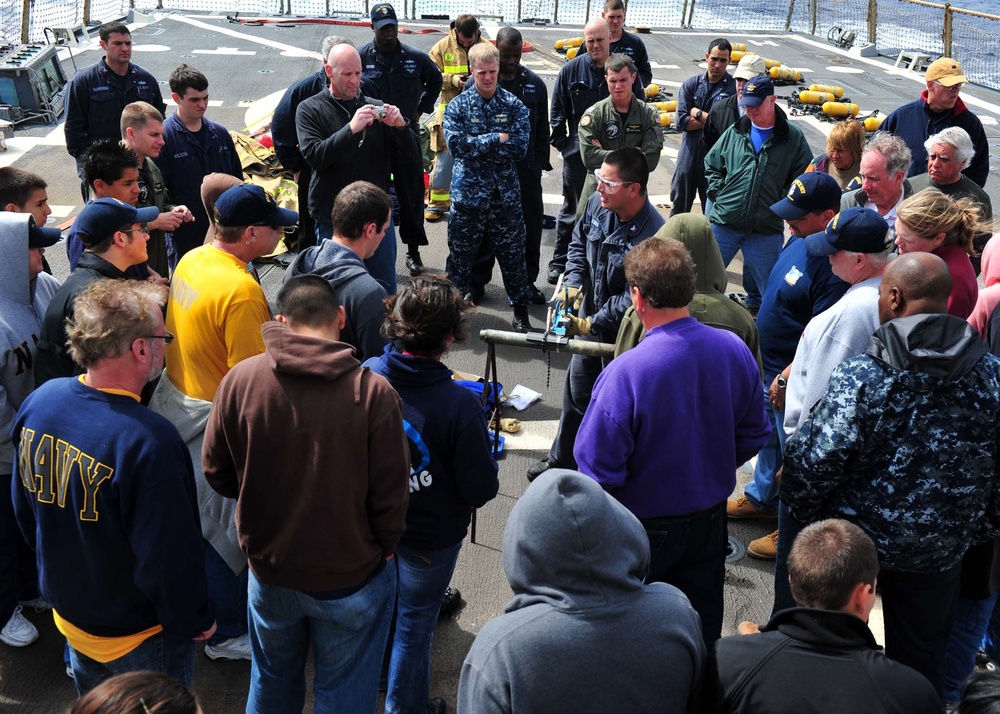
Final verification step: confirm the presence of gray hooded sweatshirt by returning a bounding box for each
[285,239,388,361]
[459,469,706,714]
[0,213,60,474]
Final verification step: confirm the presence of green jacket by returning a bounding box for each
[704,107,812,236]
[577,95,662,213]
[614,214,762,373]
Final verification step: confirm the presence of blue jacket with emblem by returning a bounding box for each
[64,58,165,161]
[565,192,665,339]
[783,313,1000,572]
[444,86,530,209]
[159,114,242,254]
[610,30,653,86]
[358,41,443,120]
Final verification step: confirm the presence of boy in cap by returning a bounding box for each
[0,212,62,648]
[883,57,990,188]
[705,74,811,317]
[153,183,297,663]
[35,198,160,386]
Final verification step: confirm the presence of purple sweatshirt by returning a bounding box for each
[575,317,770,518]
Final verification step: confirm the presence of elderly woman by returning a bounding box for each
[894,189,985,319]
[807,118,866,190]
[364,276,499,714]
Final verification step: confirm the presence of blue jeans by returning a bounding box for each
[315,219,398,294]
[204,540,248,644]
[247,565,396,714]
[385,542,463,714]
[711,224,783,308]
[745,378,782,511]
[68,630,195,695]
[945,593,999,703]
[772,502,806,617]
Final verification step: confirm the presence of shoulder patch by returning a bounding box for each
[580,114,592,127]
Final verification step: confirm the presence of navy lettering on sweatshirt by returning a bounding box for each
[18,427,113,521]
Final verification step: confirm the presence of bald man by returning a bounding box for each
[547,18,643,284]
[296,42,421,293]
[782,250,1000,696]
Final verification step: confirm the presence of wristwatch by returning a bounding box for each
[776,375,788,389]
[695,109,703,121]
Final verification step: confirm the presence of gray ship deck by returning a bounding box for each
[1,11,998,711]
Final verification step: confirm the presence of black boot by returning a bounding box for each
[512,305,532,333]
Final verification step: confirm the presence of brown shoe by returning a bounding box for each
[747,530,778,560]
[727,496,778,520]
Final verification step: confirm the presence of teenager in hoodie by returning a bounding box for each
[783,252,1000,696]
[458,470,705,714]
[286,181,391,362]
[365,275,498,714]
[0,213,61,647]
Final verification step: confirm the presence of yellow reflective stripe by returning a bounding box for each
[444,65,469,74]
[429,189,451,201]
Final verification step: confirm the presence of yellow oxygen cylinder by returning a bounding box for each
[730,42,747,52]
[808,83,844,99]
[566,37,584,47]
[798,90,835,105]
[651,100,677,112]
[658,112,677,128]
[644,84,660,98]
[566,46,579,59]
[763,57,781,69]
[555,39,565,50]
[864,115,885,132]
[822,102,860,118]
[769,66,802,82]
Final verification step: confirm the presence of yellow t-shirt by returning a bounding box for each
[165,245,270,401]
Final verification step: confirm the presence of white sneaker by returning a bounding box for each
[204,634,252,661]
[1,607,39,647]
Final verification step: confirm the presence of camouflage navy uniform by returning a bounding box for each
[782,312,1000,695]
[444,86,533,304]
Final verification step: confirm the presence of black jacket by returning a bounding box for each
[34,253,129,386]
[710,608,941,714]
[702,93,740,151]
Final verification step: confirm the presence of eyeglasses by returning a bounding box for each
[252,223,295,236]
[124,224,149,235]
[594,169,634,192]
[146,331,174,345]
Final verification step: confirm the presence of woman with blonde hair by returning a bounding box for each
[894,189,985,318]
[807,119,866,190]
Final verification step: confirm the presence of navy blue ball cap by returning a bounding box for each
[76,197,160,247]
[371,3,398,28]
[213,184,298,228]
[739,75,775,107]
[805,207,891,256]
[27,215,61,248]
[771,172,842,220]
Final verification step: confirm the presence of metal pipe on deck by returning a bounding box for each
[479,329,616,358]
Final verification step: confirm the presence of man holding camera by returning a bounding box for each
[297,43,421,292]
